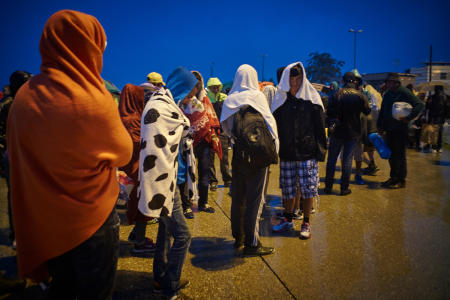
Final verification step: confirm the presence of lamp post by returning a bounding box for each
[349,29,363,70]
[260,54,268,81]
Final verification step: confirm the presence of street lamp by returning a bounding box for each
[260,54,268,81]
[349,28,363,70]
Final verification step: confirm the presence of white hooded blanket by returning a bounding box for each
[271,62,324,112]
[220,64,279,152]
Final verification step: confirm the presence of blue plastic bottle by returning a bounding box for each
[368,133,391,159]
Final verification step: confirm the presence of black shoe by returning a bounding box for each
[209,182,217,191]
[340,189,352,196]
[198,204,215,213]
[397,181,406,188]
[153,279,190,294]
[243,245,275,257]
[363,164,379,175]
[381,178,398,188]
[183,208,194,219]
[234,238,244,249]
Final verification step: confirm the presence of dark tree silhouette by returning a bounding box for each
[305,52,345,84]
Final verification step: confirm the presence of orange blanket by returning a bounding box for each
[6,10,132,281]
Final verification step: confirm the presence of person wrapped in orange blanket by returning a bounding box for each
[6,10,132,298]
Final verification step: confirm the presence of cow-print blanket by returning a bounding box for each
[138,88,196,218]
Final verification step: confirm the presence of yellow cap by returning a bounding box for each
[146,72,165,85]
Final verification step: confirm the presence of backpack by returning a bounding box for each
[232,105,278,169]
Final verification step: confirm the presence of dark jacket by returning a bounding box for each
[427,91,449,125]
[327,84,371,140]
[273,93,327,162]
[0,96,13,149]
[377,85,424,132]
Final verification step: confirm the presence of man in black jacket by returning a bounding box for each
[271,63,327,239]
[325,72,371,195]
[378,73,424,188]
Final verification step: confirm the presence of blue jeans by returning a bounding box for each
[325,137,357,191]
[153,187,191,296]
[48,208,120,300]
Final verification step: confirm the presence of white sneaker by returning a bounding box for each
[300,222,311,239]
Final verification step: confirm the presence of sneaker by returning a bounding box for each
[355,174,365,185]
[340,189,352,196]
[153,279,190,294]
[272,218,294,232]
[209,182,218,191]
[183,208,194,219]
[132,238,156,253]
[300,222,311,239]
[198,204,215,213]
[292,209,303,220]
[243,244,275,256]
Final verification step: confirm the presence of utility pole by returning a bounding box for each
[349,29,363,70]
[429,45,432,82]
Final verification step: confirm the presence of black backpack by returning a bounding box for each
[232,105,278,169]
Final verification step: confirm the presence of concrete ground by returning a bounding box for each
[0,148,449,299]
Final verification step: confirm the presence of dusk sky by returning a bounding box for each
[1,0,449,89]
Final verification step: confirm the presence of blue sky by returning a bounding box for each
[1,0,449,89]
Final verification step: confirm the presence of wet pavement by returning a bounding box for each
[0,148,449,299]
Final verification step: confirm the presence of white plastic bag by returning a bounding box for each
[392,102,412,120]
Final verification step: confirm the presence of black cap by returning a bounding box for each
[343,72,356,83]
[385,72,401,83]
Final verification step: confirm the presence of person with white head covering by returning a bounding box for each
[271,62,327,240]
[221,64,278,256]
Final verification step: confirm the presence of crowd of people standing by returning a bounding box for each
[1,9,449,300]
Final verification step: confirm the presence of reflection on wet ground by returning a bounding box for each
[0,149,449,299]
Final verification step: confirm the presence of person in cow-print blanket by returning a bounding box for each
[138,67,197,298]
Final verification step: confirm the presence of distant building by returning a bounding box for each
[407,62,450,85]
[362,72,416,90]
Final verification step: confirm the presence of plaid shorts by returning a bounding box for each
[279,159,319,200]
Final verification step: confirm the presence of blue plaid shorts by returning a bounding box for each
[279,160,319,200]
